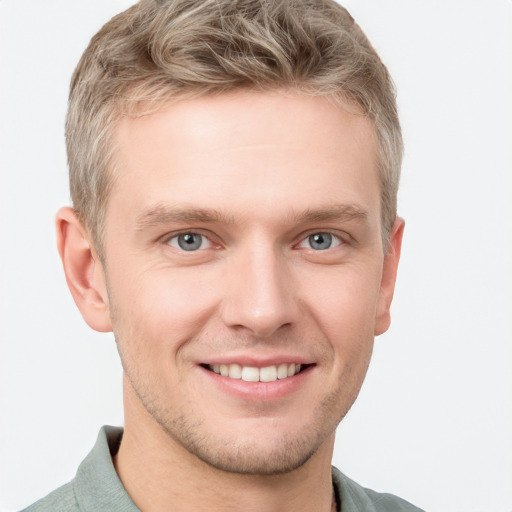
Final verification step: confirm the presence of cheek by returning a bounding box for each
[108,267,221,357]
[300,262,381,384]
[302,262,382,332]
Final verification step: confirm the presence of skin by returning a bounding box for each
[57,90,404,512]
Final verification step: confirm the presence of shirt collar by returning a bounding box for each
[73,426,140,511]
[73,425,376,512]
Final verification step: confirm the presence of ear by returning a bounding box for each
[374,217,405,336]
[56,207,112,332]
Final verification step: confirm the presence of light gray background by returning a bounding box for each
[1,1,511,511]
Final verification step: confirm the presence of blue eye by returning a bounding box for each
[168,233,211,251]
[300,232,341,251]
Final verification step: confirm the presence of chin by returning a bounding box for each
[162,418,327,475]
[145,393,343,476]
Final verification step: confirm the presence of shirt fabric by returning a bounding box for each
[21,426,425,512]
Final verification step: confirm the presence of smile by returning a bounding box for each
[206,363,303,382]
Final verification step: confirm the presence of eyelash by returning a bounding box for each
[166,232,215,252]
[298,232,343,251]
[164,230,347,252]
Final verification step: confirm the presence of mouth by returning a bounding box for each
[202,363,309,383]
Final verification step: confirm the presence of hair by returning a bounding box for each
[66,0,402,257]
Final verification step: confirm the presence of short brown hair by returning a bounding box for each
[66,0,402,255]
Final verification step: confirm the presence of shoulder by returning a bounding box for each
[332,467,425,512]
[19,481,80,512]
[19,426,137,512]
[363,488,425,512]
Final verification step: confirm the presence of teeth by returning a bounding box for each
[277,363,288,379]
[241,366,259,382]
[228,363,242,379]
[259,365,277,382]
[208,363,303,382]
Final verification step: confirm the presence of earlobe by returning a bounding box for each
[56,207,112,333]
[374,217,405,336]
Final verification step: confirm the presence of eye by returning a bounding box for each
[168,233,211,251]
[299,232,342,251]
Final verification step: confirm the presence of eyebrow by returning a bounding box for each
[135,204,236,230]
[291,204,368,225]
[135,203,368,231]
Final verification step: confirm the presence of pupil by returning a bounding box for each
[310,233,332,250]
[178,233,201,251]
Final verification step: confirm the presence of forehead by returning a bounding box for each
[109,91,379,228]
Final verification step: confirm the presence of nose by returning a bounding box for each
[220,243,300,338]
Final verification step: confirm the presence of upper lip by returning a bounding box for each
[199,354,314,367]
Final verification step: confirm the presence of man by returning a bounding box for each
[23,0,423,510]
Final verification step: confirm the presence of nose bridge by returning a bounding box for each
[221,238,298,337]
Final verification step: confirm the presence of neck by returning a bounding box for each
[114,382,336,512]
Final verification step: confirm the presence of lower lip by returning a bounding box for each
[199,365,314,402]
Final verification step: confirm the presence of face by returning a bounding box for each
[94,91,401,474]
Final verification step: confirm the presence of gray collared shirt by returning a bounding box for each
[21,426,425,512]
